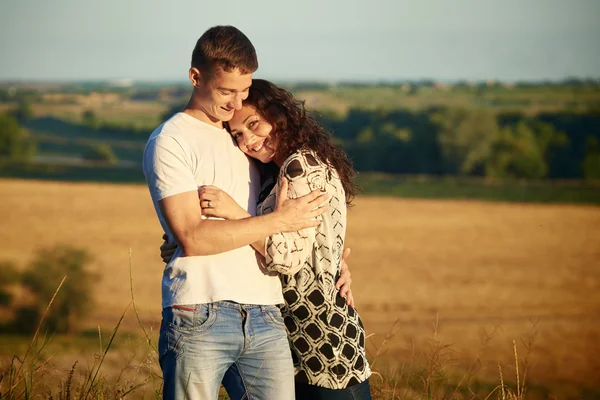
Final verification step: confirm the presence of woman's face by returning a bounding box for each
[229,105,278,164]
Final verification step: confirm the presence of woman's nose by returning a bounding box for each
[242,132,257,147]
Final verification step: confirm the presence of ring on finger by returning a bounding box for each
[207,200,211,208]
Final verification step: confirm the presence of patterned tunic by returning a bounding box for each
[257,150,371,389]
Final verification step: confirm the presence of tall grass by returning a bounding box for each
[0,251,542,400]
[365,315,535,400]
[0,251,162,399]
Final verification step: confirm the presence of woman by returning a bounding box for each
[163,79,371,399]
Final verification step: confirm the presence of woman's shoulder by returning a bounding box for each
[279,149,327,181]
[279,150,337,194]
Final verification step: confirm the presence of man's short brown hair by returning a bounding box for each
[191,26,258,75]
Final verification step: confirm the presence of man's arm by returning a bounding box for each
[160,178,327,256]
[196,185,268,256]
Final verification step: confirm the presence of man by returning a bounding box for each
[143,26,329,399]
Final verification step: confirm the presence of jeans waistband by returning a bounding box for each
[170,301,277,312]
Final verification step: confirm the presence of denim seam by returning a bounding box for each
[234,361,252,400]
[172,330,187,361]
[260,307,285,329]
[158,321,169,366]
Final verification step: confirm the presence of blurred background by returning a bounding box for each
[0,1,599,399]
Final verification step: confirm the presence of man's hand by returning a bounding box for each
[274,178,329,232]
[335,248,354,308]
[199,186,249,220]
[160,233,178,264]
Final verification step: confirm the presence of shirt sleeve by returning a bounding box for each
[143,135,198,201]
[263,155,328,275]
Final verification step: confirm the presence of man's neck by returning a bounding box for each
[182,98,223,129]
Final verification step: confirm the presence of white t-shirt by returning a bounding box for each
[143,112,284,308]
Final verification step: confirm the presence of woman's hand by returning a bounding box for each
[335,248,354,308]
[273,178,328,232]
[199,186,250,220]
[160,233,178,264]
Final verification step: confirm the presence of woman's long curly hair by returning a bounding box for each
[244,79,357,205]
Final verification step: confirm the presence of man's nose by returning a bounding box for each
[233,93,244,110]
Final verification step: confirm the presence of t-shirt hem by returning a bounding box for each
[162,294,285,309]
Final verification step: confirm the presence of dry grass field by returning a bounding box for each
[0,178,599,397]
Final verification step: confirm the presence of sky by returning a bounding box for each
[0,0,599,83]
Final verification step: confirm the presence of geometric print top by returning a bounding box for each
[257,149,372,389]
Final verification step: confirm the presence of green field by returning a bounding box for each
[2,81,600,204]
[355,174,600,204]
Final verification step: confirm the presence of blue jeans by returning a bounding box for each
[224,366,372,400]
[294,379,372,400]
[159,301,294,400]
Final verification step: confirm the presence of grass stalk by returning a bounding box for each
[128,248,159,366]
[6,277,66,396]
[82,302,130,399]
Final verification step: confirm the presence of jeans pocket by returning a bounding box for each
[161,325,187,366]
[261,305,286,329]
[163,304,216,333]
[158,317,188,366]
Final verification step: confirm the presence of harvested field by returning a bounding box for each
[0,178,598,396]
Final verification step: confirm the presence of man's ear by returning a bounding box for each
[189,67,203,89]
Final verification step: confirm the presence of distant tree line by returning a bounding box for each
[159,103,600,180]
[1,108,120,168]
[156,102,600,181]
[282,78,600,92]
[0,109,37,168]
[318,108,600,180]
[3,91,599,181]
[80,109,148,138]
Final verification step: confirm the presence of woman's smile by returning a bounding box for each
[229,105,278,164]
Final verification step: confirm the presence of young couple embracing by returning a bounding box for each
[143,25,371,400]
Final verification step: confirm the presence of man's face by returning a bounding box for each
[192,66,252,124]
